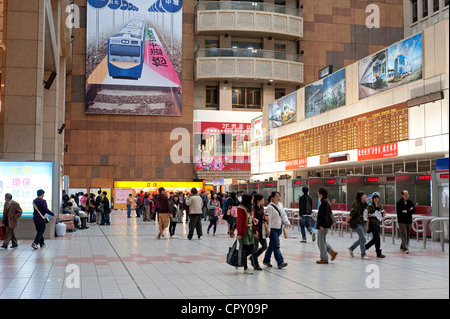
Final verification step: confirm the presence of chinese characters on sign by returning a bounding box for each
[357,142,398,161]
[285,158,307,170]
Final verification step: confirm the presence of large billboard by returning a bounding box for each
[268,91,296,129]
[0,162,54,217]
[305,68,346,119]
[86,0,182,115]
[359,33,423,99]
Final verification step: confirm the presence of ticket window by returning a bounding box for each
[248,183,259,195]
[262,182,277,204]
[292,180,308,203]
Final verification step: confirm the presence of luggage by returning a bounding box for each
[59,214,75,231]
[55,222,67,237]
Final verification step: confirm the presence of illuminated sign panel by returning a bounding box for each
[0,162,53,217]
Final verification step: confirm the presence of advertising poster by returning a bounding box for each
[86,0,182,115]
[193,121,252,171]
[305,68,346,119]
[0,162,53,217]
[359,33,422,99]
[268,91,297,129]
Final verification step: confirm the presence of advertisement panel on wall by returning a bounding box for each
[268,92,296,129]
[0,162,53,217]
[193,121,252,171]
[86,0,182,115]
[305,68,346,119]
[359,33,423,99]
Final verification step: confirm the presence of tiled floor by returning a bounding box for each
[0,211,448,299]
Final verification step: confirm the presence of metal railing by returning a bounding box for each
[195,1,302,17]
[429,217,449,252]
[195,48,302,63]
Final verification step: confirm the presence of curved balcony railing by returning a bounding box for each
[194,48,302,63]
[195,1,302,17]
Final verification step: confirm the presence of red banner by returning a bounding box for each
[285,158,307,170]
[358,142,398,161]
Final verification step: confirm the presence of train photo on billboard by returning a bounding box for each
[107,19,146,79]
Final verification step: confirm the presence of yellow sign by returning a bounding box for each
[114,181,204,189]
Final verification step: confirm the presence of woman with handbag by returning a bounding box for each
[223,192,239,238]
[207,193,221,236]
[32,189,55,250]
[346,191,370,260]
[236,194,256,274]
[263,191,291,269]
[251,193,267,271]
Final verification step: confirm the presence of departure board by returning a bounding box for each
[276,103,408,162]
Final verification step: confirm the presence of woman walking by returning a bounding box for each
[250,193,267,270]
[365,193,386,258]
[236,194,256,274]
[316,188,337,264]
[263,191,291,269]
[223,192,239,238]
[207,193,221,236]
[169,195,182,238]
[347,191,370,260]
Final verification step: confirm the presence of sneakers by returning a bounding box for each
[263,262,272,267]
[404,249,410,254]
[300,238,307,243]
[244,269,253,275]
[316,259,329,264]
[31,243,38,250]
[361,255,370,260]
[311,231,316,242]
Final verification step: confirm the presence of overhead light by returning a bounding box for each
[269,79,273,82]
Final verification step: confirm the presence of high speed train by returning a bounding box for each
[107,19,146,79]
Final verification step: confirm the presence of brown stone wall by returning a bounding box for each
[300,0,404,84]
[64,0,194,189]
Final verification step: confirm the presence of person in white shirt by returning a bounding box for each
[262,191,291,269]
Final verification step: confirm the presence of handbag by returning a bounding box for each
[0,225,6,240]
[33,201,49,224]
[226,239,243,267]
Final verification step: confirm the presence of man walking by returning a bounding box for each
[155,187,171,239]
[299,186,315,243]
[1,194,23,249]
[396,190,415,254]
[185,188,203,240]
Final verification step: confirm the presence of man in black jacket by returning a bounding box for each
[299,187,315,243]
[396,190,415,254]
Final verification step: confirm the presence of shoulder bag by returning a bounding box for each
[33,201,50,224]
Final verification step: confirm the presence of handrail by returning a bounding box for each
[195,1,302,17]
[195,48,302,63]
[412,216,434,248]
[429,217,449,252]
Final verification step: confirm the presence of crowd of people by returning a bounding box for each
[1,186,419,275]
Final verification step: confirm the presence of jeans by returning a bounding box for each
[263,228,284,266]
[350,223,367,256]
[252,235,267,265]
[188,214,203,239]
[207,216,218,234]
[317,228,333,260]
[365,223,382,254]
[300,216,313,238]
[126,204,131,218]
[101,211,110,225]
[33,222,46,246]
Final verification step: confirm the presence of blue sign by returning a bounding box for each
[436,158,449,172]
[120,0,128,10]
[160,0,182,13]
[127,3,133,10]
[156,0,165,12]
[108,0,121,10]
[88,0,110,9]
